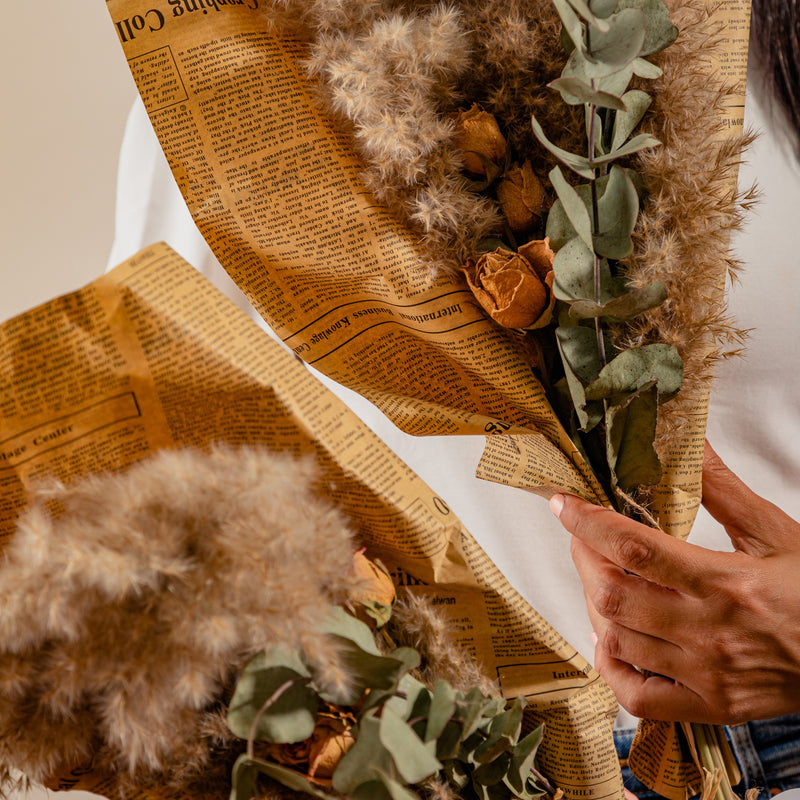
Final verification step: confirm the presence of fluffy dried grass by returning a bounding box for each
[0,445,358,797]
[0,446,495,799]
[263,0,753,479]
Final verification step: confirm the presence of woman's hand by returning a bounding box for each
[549,441,800,724]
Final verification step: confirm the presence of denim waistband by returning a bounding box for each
[614,715,800,799]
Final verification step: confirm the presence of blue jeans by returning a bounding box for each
[615,715,800,799]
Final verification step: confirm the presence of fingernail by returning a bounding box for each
[549,493,565,518]
[591,631,598,646]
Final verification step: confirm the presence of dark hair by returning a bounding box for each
[749,0,800,154]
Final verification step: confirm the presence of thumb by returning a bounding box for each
[702,440,800,555]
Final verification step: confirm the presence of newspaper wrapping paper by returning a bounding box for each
[7,0,742,795]
[1,246,619,798]
[105,0,751,795]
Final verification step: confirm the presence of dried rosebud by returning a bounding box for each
[306,715,355,783]
[452,103,507,178]
[496,161,546,233]
[464,243,555,329]
[349,550,395,626]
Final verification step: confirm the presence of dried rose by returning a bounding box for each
[452,104,507,178]
[496,161,546,233]
[517,238,555,283]
[265,709,355,787]
[351,550,395,606]
[306,715,355,783]
[349,550,395,626]
[464,243,555,329]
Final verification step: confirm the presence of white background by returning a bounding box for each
[1,2,137,324]
[1,3,135,797]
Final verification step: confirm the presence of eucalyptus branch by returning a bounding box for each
[532,0,683,507]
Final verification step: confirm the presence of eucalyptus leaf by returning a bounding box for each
[551,0,587,51]
[505,727,545,795]
[586,106,606,155]
[473,752,513,786]
[584,343,683,400]
[531,115,594,179]
[590,0,618,19]
[555,325,605,431]
[489,697,525,742]
[568,280,667,321]
[553,237,594,301]
[611,90,652,151]
[325,636,415,707]
[358,599,394,627]
[436,721,463,761]
[473,778,513,800]
[426,680,456,742]
[444,758,471,789]
[334,716,395,793]
[236,755,338,800]
[617,0,678,55]
[349,781,395,800]
[595,164,639,258]
[549,167,594,249]
[474,699,524,764]
[631,56,663,78]
[566,0,611,31]
[545,196,580,252]
[565,49,636,96]
[374,772,424,800]
[382,671,426,719]
[553,236,616,304]
[606,383,662,490]
[230,753,259,800]
[561,23,577,54]
[585,8,647,74]
[379,705,442,784]
[547,173,632,251]
[590,131,661,167]
[456,688,499,742]
[320,606,381,654]
[549,76,628,110]
[227,652,317,744]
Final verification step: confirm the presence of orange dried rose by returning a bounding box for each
[517,237,555,282]
[452,103,507,178]
[496,161,546,233]
[350,550,395,607]
[464,242,555,329]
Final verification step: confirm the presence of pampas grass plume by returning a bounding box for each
[0,445,359,795]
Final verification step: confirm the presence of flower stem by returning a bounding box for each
[587,103,608,369]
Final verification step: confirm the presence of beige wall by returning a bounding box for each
[1,5,136,797]
[1,2,138,323]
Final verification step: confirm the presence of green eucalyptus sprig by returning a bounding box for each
[532,0,682,508]
[227,605,552,800]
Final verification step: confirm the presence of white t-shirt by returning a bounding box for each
[107,89,800,711]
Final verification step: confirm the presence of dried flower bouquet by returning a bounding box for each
[264,0,751,516]
[0,446,551,800]
[256,0,754,796]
